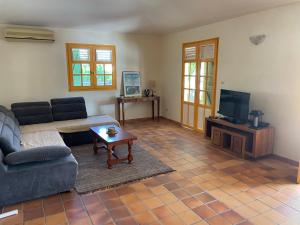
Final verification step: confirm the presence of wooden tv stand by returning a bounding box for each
[205,117,274,159]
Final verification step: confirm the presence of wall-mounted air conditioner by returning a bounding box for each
[3,26,55,42]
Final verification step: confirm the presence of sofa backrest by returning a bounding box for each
[0,106,21,155]
[50,97,87,121]
[11,102,53,125]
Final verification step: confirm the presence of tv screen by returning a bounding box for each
[218,89,250,123]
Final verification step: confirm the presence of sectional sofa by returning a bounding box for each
[0,97,119,206]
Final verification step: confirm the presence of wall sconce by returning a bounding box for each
[249,34,266,45]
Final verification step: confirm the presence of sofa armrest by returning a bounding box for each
[4,146,71,165]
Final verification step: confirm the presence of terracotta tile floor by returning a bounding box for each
[1,119,300,225]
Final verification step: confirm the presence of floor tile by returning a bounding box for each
[207,201,229,214]
[193,205,216,220]
[178,210,201,225]
[109,206,131,221]
[133,211,157,225]
[143,197,163,209]
[221,210,245,224]
[167,201,190,214]
[152,205,173,219]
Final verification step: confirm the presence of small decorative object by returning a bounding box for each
[148,80,156,96]
[123,71,141,97]
[249,110,264,128]
[144,88,150,97]
[249,34,266,45]
[107,126,118,136]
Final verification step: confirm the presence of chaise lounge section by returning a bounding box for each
[0,104,78,206]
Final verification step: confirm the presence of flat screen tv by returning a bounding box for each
[218,89,250,124]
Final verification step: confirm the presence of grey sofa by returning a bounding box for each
[0,97,119,206]
[0,105,78,206]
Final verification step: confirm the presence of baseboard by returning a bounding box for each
[270,154,299,167]
[122,117,160,123]
[122,116,181,126]
[159,116,181,126]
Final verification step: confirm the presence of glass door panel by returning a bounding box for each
[182,104,189,125]
[197,107,204,130]
[188,105,194,127]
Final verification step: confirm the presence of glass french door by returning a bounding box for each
[181,38,219,131]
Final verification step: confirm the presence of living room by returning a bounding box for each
[1,1,300,225]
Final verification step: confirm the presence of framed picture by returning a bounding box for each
[123,71,141,97]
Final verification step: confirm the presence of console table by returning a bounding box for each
[116,96,160,126]
[205,117,274,159]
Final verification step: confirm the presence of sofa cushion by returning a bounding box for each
[51,97,87,121]
[11,102,53,125]
[0,106,21,155]
[4,146,71,165]
[21,130,66,150]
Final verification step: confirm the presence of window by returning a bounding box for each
[66,43,116,91]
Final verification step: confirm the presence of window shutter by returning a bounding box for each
[96,49,113,62]
[184,46,196,61]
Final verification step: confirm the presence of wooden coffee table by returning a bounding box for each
[90,125,137,169]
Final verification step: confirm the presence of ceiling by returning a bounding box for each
[0,0,298,34]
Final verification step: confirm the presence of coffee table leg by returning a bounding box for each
[107,144,113,169]
[128,141,133,164]
[93,135,98,155]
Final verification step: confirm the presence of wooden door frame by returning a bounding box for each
[181,38,219,131]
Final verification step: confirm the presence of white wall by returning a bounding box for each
[0,26,161,119]
[160,3,300,160]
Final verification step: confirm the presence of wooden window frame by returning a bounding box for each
[66,43,117,91]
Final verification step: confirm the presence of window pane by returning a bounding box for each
[200,45,214,59]
[72,48,90,61]
[105,64,113,75]
[96,64,104,75]
[199,91,205,105]
[206,91,212,106]
[199,77,206,91]
[200,62,207,76]
[105,75,113,85]
[189,90,195,103]
[97,75,105,86]
[207,76,213,92]
[96,49,112,62]
[82,64,90,75]
[72,64,81,75]
[190,62,196,76]
[184,89,189,102]
[208,62,214,76]
[73,75,81,86]
[82,75,91,86]
[184,63,190,75]
[190,76,196,89]
[184,76,189,89]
